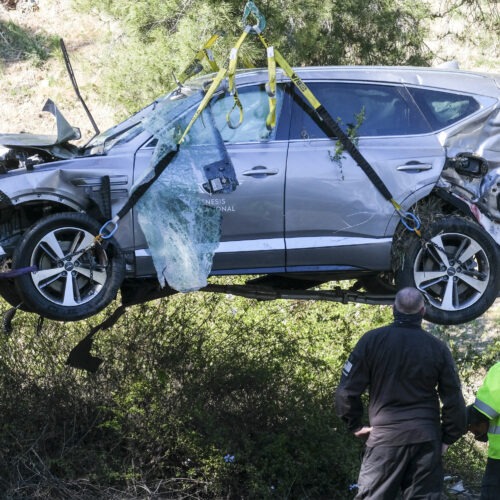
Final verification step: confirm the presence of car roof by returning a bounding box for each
[226,65,500,98]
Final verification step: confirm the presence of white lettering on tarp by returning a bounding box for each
[204,198,226,206]
[204,198,236,212]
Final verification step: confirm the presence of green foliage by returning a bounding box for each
[1,293,497,496]
[0,20,59,66]
[0,293,391,497]
[74,0,432,112]
[427,316,500,493]
[329,107,366,170]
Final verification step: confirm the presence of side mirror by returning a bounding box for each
[448,153,488,178]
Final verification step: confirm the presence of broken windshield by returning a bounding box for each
[134,90,236,292]
[83,102,156,155]
[82,89,204,155]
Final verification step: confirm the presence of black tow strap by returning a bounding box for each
[315,105,393,201]
[99,146,180,238]
[66,304,128,372]
[116,147,179,221]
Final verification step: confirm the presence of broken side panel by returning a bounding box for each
[134,92,236,291]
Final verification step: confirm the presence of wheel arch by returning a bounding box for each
[0,197,105,257]
[389,187,477,248]
[390,190,482,282]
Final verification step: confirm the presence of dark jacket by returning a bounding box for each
[335,319,466,447]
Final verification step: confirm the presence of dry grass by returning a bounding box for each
[425,0,500,72]
[0,0,121,141]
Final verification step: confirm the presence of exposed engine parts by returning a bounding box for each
[0,148,49,173]
[440,153,500,222]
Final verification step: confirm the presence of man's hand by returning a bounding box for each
[354,426,373,439]
[441,443,449,455]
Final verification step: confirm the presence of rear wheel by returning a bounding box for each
[395,216,499,325]
[12,212,125,321]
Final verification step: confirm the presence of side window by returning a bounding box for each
[290,82,430,139]
[408,87,480,130]
[210,84,284,143]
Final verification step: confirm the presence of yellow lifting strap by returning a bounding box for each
[256,32,321,109]
[226,28,251,129]
[178,27,251,144]
[176,33,222,85]
[265,46,277,130]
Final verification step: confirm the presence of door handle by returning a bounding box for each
[242,166,279,176]
[396,162,433,172]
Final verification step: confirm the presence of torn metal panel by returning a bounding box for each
[0,99,80,162]
[437,105,500,238]
[438,106,500,155]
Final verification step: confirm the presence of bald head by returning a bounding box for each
[394,287,425,315]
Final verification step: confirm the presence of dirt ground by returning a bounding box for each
[1,0,121,142]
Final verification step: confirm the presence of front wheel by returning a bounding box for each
[395,216,499,325]
[12,212,125,321]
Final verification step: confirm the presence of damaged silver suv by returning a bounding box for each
[0,65,499,324]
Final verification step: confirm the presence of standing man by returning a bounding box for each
[467,362,500,499]
[335,287,466,499]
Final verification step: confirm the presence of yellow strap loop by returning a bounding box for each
[226,30,250,129]
[265,46,277,130]
[179,27,249,143]
[226,91,244,129]
[257,32,321,110]
[178,65,228,144]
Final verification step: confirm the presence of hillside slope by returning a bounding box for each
[1,0,120,141]
[1,0,498,138]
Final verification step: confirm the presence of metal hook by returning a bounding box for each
[242,1,266,34]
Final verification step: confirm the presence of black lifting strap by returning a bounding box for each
[115,146,180,222]
[66,304,128,372]
[253,27,397,205]
[315,105,393,202]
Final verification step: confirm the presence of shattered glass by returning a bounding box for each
[211,85,283,142]
[134,91,237,292]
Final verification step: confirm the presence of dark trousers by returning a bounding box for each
[355,441,442,500]
[481,458,500,500]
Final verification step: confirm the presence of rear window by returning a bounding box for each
[408,87,480,130]
[289,82,430,139]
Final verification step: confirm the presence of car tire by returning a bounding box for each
[395,215,499,325]
[12,212,125,321]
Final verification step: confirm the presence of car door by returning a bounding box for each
[284,81,446,272]
[207,83,290,273]
[133,83,290,276]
